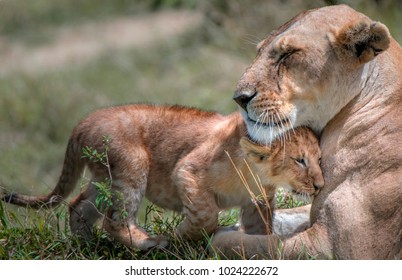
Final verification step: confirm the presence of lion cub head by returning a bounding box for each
[240,127,323,197]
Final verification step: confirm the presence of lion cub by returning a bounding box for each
[2,104,323,250]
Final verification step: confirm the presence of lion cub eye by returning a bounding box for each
[294,157,307,167]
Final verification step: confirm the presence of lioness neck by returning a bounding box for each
[319,39,402,192]
[360,49,401,107]
[342,40,402,130]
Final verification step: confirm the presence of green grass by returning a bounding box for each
[0,201,207,260]
[0,190,307,260]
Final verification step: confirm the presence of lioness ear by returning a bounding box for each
[334,19,390,64]
[240,137,270,161]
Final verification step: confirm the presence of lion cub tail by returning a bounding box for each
[1,137,85,209]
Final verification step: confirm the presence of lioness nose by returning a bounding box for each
[233,90,256,111]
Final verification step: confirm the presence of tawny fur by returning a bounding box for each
[2,104,322,251]
[213,4,402,259]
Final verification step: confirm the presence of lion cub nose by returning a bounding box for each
[233,90,256,111]
[314,182,323,190]
[313,176,324,195]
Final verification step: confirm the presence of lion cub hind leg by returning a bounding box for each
[173,163,220,240]
[102,147,167,251]
[69,180,102,239]
[104,219,168,251]
[102,178,168,251]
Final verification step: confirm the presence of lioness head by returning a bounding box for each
[234,5,390,144]
[240,127,323,197]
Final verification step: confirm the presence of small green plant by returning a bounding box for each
[275,188,310,209]
[81,135,111,166]
[218,208,240,226]
[92,179,113,211]
[81,136,128,221]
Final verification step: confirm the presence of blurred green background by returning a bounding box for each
[0,0,401,196]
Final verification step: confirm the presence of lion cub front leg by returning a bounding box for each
[174,165,220,240]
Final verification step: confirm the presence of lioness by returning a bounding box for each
[2,104,323,250]
[212,4,402,259]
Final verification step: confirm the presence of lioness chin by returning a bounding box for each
[2,104,323,251]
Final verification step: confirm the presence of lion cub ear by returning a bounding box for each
[240,137,271,162]
[333,19,390,64]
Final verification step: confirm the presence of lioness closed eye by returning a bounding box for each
[2,104,323,250]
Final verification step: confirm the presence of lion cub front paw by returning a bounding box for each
[154,235,169,249]
[137,235,168,251]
